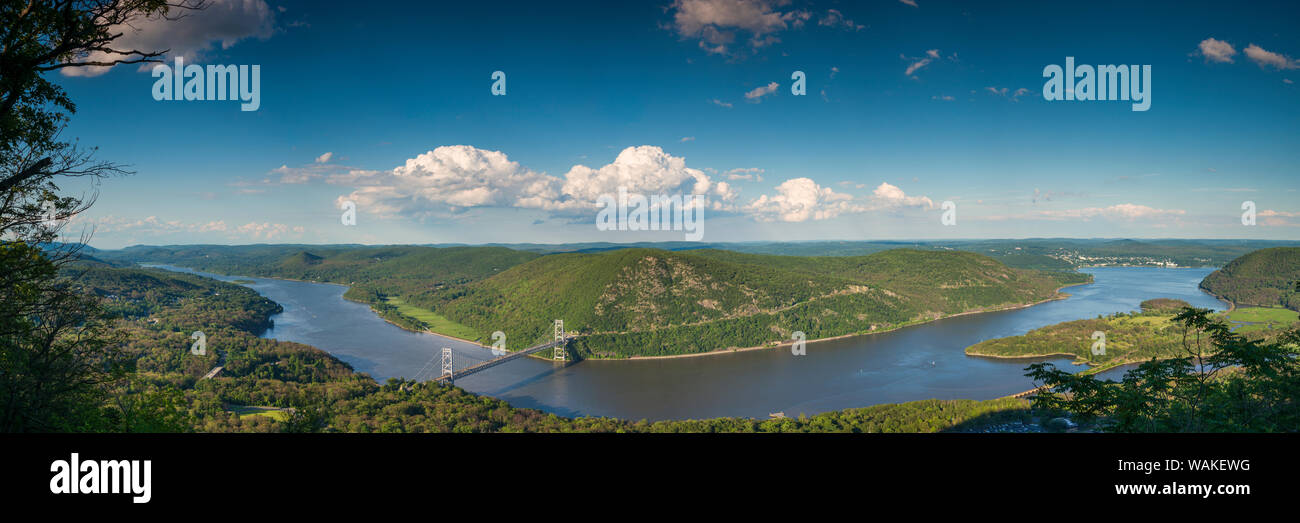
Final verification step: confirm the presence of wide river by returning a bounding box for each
[149,265,1225,421]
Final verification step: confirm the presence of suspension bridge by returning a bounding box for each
[426,319,573,385]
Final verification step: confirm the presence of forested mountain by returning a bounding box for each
[415,248,1089,358]
[1200,247,1300,310]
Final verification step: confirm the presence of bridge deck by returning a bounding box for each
[434,336,572,383]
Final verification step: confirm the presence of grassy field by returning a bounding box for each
[229,405,290,422]
[1225,306,1299,333]
[384,297,483,342]
[965,306,1188,372]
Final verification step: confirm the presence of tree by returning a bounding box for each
[1025,307,1300,432]
[0,0,203,432]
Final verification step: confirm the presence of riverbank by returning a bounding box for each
[583,281,1090,361]
[378,280,1091,362]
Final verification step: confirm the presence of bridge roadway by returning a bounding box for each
[434,336,575,383]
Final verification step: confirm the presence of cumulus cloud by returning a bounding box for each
[869,182,934,209]
[1244,44,1300,70]
[899,0,919,7]
[742,180,931,222]
[745,178,856,222]
[315,152,334,163]
[557,145,736,211]
[669,0,810,57]
[334,145,738,218]
[710,98,734,108]
[1196,37,1237,63]
[337,145,557,213]
[744,81,780,101]
[63,0,276,77]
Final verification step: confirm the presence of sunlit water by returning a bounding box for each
[146,265,1224,421]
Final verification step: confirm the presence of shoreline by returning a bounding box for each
[149,262,1097,363]
[609,281,1090,361]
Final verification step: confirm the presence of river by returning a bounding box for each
[146,265,1225,421]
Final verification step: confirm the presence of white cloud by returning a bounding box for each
[680,136,696,142]
[1196,37,1237,63]
[315,152,334,163]
[669,0,810,57]
[236,221,306,240]
[335,145,737,218]
[725,167,764,181]
[63,0,276,77]
[337,145,556,214]
[743,180,933,222]
[900,0,919,7]
[710,98,734,108]
[556,145,735,211]
[1244,44,1299,70]
[744,81,780,101]
[870,182,934,209]
[745,178,855,222]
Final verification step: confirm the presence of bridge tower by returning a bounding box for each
[441,347,454,384]
[553,319,566,362]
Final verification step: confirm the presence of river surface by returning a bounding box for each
[146,265,1225,421]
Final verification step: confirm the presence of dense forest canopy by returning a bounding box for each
[382,247,1089,357]
[1200,247,1300,310]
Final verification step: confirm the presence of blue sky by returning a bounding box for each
[52,0,1300,248]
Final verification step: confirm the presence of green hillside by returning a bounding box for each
[417,248,1089,358]
[1200,247,1300,310]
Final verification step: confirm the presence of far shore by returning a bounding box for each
[613,281,1088,361]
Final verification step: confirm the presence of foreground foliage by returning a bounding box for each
[1026,308,1300,432]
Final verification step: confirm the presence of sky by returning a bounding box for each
[49,0,1300,249]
